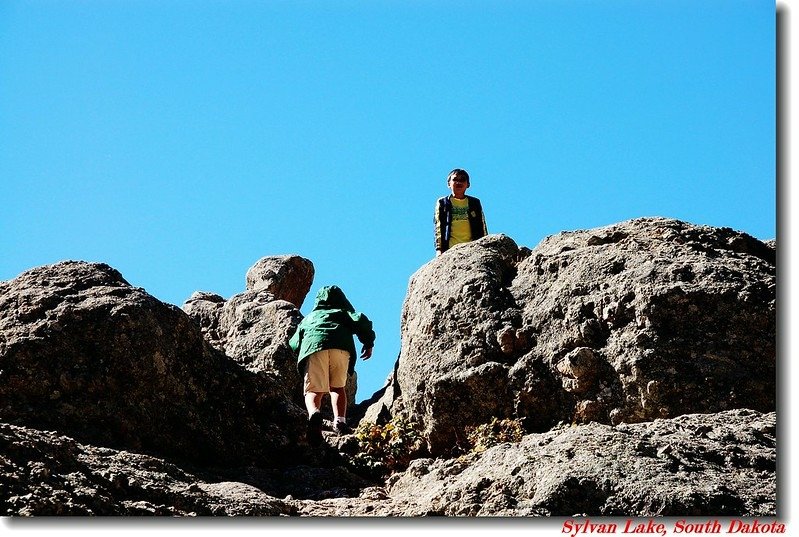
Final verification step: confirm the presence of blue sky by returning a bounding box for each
[1,0,776,403]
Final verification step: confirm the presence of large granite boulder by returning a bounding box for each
[0,261,306,467]
[245,255,314,309]
[384,218,775,456]
[391,234,524,454]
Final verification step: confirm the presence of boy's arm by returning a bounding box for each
[351,312,376,358]
[434,198,443,254]
[288,326,301,354]
[360,346,373,360]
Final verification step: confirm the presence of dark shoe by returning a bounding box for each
[333,420,352,435]
[308,412,323,446]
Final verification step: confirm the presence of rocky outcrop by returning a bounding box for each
[0,261,306,467]
[385,218,775,456]
[0,218,778,517]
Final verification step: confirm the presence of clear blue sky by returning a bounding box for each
[1,0,775,402]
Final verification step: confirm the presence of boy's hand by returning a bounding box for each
[361,346,373,360]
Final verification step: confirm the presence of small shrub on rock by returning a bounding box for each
[465,417,524,453]
[353,416,423,474]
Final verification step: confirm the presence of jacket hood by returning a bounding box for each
[313,285,355,312]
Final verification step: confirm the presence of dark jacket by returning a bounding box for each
[289,285,375,375]
[434,195,487,253]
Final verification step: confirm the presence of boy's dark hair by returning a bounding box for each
[447,168,470,184]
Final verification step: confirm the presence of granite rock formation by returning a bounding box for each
[0,218,777,517]
[383,218,776,456]
[0,261,306,467]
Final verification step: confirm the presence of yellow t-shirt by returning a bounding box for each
[449,196,471,247]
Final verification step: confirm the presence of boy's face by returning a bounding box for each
[448,176,469,199]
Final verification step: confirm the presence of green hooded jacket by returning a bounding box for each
[289,285,376,375]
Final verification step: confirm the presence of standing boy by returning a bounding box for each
[289,285,375,446]
[434,168,488,255]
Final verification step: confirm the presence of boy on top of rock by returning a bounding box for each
[289,285,375,446]
[434,168,488,256]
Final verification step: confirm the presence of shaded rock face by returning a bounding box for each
[0,422,296,515]
[389,218,775,456]
[0,421,373,516]
[182,290,304,403]
[0,261,306,467]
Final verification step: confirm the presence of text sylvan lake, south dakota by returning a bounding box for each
[562,518,786,537]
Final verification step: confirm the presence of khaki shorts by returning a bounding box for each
[303,348,350,393]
